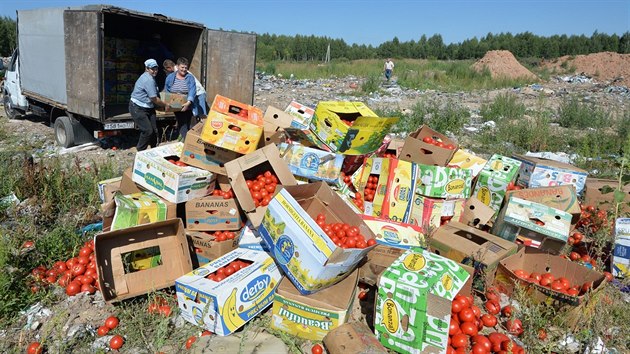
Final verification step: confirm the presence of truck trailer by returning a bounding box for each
[3,5,256,147]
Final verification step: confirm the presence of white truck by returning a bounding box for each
[3,5,256,147]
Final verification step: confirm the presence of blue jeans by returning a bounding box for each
[193,93,208,118]
[385,69,392,80]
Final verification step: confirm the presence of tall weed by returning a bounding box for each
[480,92,527,122]
[557,96,610,129]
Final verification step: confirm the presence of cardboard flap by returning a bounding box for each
[110,250,129,296]
[460,197,495,227]
[263,106,295,131]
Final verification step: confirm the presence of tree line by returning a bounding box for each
[0,16,628,61]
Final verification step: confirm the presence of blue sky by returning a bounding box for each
[1,1,628,46]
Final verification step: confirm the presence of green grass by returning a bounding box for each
[557,96,611,129]
[480,92,527,122]
[379,98,469,135]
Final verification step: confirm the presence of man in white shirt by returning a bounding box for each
[384,58,394,81]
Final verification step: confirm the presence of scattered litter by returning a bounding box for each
[21,303,52,330]
[525,151,578,164]
[560,75,593,84]
[57,142,100,155]
[0,193,20,209]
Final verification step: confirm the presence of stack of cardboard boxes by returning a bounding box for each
[92,94,622,352]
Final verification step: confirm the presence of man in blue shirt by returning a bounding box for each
[129,59,170,151]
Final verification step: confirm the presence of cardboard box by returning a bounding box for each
[175,248,282,336]
[472,154,522,214]
[399,125,458,166]
[95,219,193,303]
[358,245,406,286]
[353,157,391,217]
[458,197,496,229]
[323,322,388,354]
[120,167,144,195]
[225,143,298,228]
[271,270,358,341]
[200,110,263,154]
[494,247,606,306]
[415,164,473,199]
[97,176,122,204]
[258,182,377,294]
[361,215,426,249]
[278,142,344,184]
[381,159,417,222]
[408,195,466,231]
[180,123,242,176]
[132,142,216,204]
[309,101,398,155]
[159,92,187,111]
[430,221,518,292]
[285,101,315,130]
[613,218,630,277]
[447,149,487,177]
[185,195,241,231]
[505,185,581,225]
[374,248,471,353]
[512,154,588,195]
[492,197,572,254]
[210,94,263,126]
[381,137,405,158]
[110,192,172,231]
[584,178,630,214]
[187,230,240,262]
[238,222,267,251]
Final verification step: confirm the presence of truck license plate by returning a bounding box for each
[104,121,135,130]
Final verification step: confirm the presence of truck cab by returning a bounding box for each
[3,50,28,119]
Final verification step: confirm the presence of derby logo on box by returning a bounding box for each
[241,274,270,302]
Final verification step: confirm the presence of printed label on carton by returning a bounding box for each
[613,218,630,277]
[416,164,472,199]
[472,154,521,213]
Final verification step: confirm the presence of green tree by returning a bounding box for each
[0,16,17,56]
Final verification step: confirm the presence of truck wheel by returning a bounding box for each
[54,116,75,148]
[3,93,21,119]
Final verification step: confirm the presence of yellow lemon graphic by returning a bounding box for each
[402,253,426,272]
[442,274,453,291]
[381,299,400,334]
[477,187,491,205]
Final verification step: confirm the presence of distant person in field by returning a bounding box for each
[384,58,394,81]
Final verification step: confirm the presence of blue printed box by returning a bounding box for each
[175,248,282,336]
[258,182,377,294]
[512,155,588,195]
[278,142,344,183]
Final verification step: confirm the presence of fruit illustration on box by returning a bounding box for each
[220,288,244,333]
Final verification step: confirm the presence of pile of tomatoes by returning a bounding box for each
[147,296,173,316]
[576,204,609,234]
[205,259,252,282]
[363,174,380,202]
[314,213,376,249]
[511,268,594,296]
[448,291,525,353]
[165,156,188,167]
[340,119,355,126]
[206,230,238,242]
[28,239,99,297]
[421,136,456,150]
[245,171,279,207]
[211,188,235,199]
[505,181,523,191]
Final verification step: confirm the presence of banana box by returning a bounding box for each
[447,149,487,177]
[187,230,240,263]
[175,248,282,336]
[613,218,630,278]
[278,142,344,184]
[416,164,473,200]
[471,154,522,215]
[408,195,466,231]
[180,123,243,176]
[374,248,471,354]
[271,269,358,341]
[399,125,458,166]
[361,215,426,249]
[210,94,263,126]
[285,101,315,129]
[98,176,122,204]
[309,101,398,155]
[111,192,170,231]
[381,159,417,222]
[200,110,263,154]
[505,185,581,225]
[512,154,588,195]
[132,142,216,204]
[185,195,242,231]
[258,182,377,294]
[352,157,391,217]
[159,92,187,111]
[492,197,572,254]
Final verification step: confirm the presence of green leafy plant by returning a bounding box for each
[480,92,527,122]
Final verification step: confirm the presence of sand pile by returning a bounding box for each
[472,50,538,80]
[541,51,630,85]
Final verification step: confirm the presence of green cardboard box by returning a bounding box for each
[471,154,522,214]
[416,164,473,199]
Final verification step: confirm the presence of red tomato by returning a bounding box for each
[506,319,523,336]
[450,333,468,349]
[538,328,548,340]
[366,238,377,247]
[158,305,172,317]
[81,283,96,294]
[110,335,124,350]
[311,344,324,354]
[97,325,110,336]
[470,305,481,319]
[485,288,500,302]
[185,336,197,349]
[104,316,119,330]
[79,246,92,257]
[603,271,613,282]
[471,335,492,351]
[481,314,497,327]
[358,291,368,301]
[422,136,434,144]
[449,319,461,336]
[22,240,35,249]
[458,308,475,323]
[501,305,513,318]
[201,330,213,336]
[65,281,81,296]
[460,321,478,336]
[451,300,463,313]
[513,269,529,280]
[26,342,42,354]
[484,300,501,315]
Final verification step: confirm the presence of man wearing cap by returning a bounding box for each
[129,59,170,151]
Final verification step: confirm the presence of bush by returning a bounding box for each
[480,92,527,122]
[557,96,610,129]
[361,74,381,94]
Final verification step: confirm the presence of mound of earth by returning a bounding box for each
[541,51,630,85]
[472,50,538,80]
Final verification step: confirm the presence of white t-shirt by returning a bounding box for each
[384,61,394,70]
